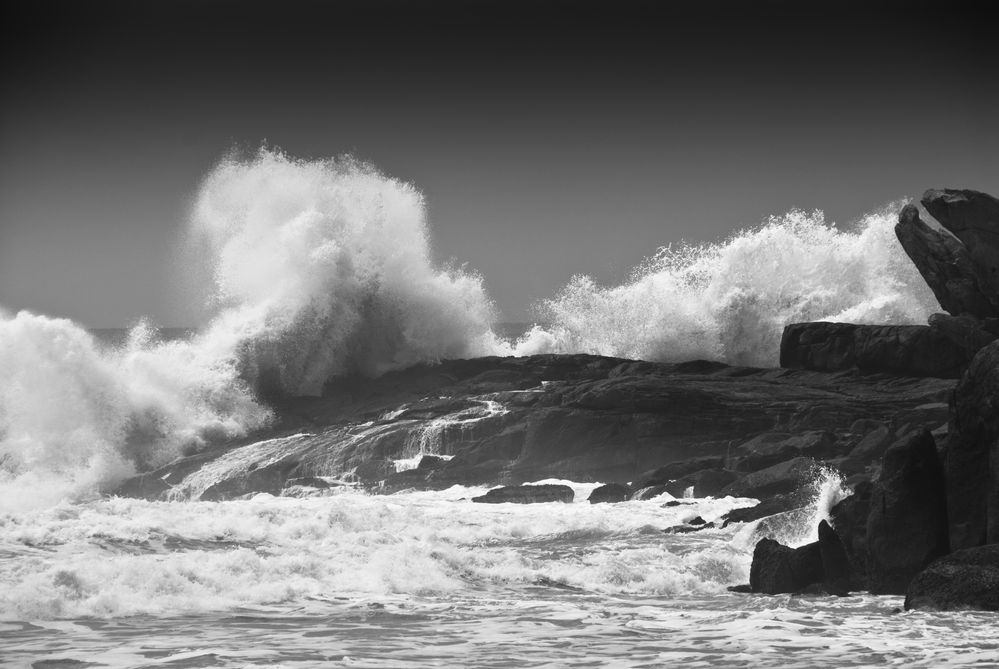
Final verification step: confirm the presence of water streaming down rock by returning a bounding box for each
[394,400,509,472]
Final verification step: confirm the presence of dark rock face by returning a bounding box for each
[734,431,837,472]
[749,538,824,594]
[472,484,575,504]
[894,204,997,318]
[720,457,818,499]
[663,468,739,498]
[780,322,968,378]
[639,456,727,486]
[866,431,950,594]
[905,545,999,611]
[946,339,999,550]
[922,188,999,303]
[818,519,854,592]
[829,479,872,584]
[587,482,631,503]
[112,354,954,501]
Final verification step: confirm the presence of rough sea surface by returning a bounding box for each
[3,484,997,668]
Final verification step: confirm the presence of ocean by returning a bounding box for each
[3,150,990,667]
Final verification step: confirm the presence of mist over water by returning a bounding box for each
[0,149,938,505]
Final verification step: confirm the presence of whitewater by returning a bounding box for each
[4,149,984,667]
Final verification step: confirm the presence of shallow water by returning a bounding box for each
[2,487,997,668]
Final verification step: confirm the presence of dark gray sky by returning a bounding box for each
[1,0,996,326]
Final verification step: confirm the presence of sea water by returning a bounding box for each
[2,483,997,668]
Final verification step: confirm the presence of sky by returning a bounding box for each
[1,0,996,327]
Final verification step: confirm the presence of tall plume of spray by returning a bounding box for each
[190,149,501,397]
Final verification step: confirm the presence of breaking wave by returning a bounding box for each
[0,148,938,507]
[511,206,938,365]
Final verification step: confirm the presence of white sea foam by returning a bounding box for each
[506,206,937,365]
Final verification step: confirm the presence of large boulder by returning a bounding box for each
[904,545,999,611]
[472,484,575,504]
[780,322,968,378]
[749,538,824,594]
[922,188,999,304]
[946,339,999,549]
[866,431,949,594]
[894,204,997,318]
[818,519,854,593]
[720,487,812,526]
[587,482,631,503]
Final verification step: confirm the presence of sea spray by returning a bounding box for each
[733,467,854,550]
[189,148,502,396]
[510,206,938,365]
[0,313,270,511]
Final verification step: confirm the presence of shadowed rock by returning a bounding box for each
[945,339,999,549]
[894,204,997,318]
[750,538,824,594]
[905,545,999,611]
[472,484,574,504]
[829,478,872,584]
[818,519,854,593]
[587,482,631,503]
[922,188,999,303]
[720,457,818,499]
[780,322,968,378]
[866,431,949,594]
[663,468,739,498]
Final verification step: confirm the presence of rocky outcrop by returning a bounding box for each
[113,354,953,501]
[866,431,950,594]
[922,188,999,305]
[471,484,575,504]
[663,468,738,498]
[905,545,999,611]
[780,322,969,378]
[733,431,837,472]
[894,204,997,318]
[829,478,872,584]
[587,483,631,503]
[944,339,999,549]
[818,519,854,593]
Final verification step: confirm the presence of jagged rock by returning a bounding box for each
[894,204,996,318]
[946,339,999,549]
[866,431,949,594]
[922,188,999,305]
[780,322,968,378]
[663,468,739,498]
[905,544,999,611]
[285,476,333,489]
[830,478,872,583]
[587,482,631,503]
[720,457,818,499]
[818,519,854,592]
[472,484,575,504]
[749,538,824,594]
[734,431,837,472]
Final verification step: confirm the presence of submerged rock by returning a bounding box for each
[905,545,999,611]
[471,484,575,504]
[866,431,949,594]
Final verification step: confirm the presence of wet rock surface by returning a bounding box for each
[905,545,999,611]
[471,484,575,504]
[113,353,952,501]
